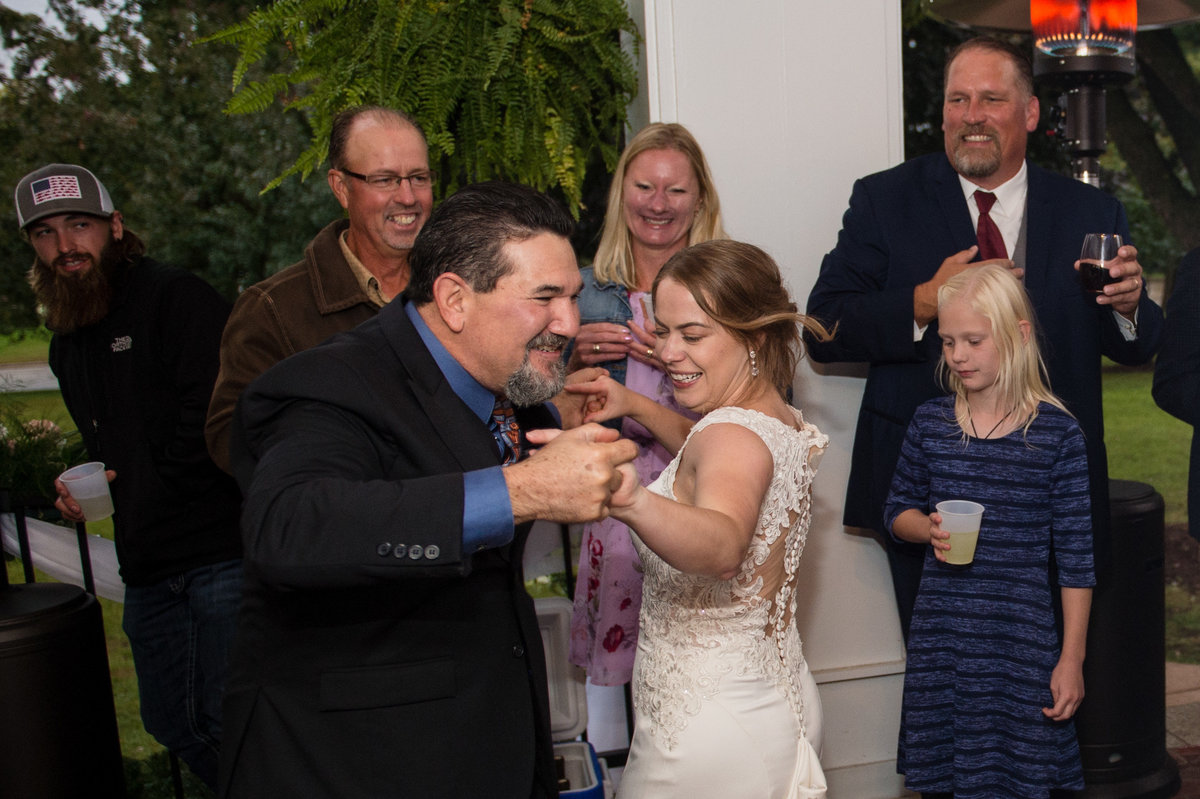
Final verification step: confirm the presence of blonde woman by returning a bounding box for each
[568,123,726,686]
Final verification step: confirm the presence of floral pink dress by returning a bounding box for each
[568,292,698,686]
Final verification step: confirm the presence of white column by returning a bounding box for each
[634,2,911,795]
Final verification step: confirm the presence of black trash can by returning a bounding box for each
[0,581,126,798]
[1077,479,1179,798]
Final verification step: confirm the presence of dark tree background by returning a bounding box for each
[903,0,1200,284]
[0,0,623,335]
[0,0,334,332]
[0,1,1195,334]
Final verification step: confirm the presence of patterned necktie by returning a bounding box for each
[490,397,521,465]
[973,190,1008,260]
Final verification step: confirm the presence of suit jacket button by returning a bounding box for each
[393,544,407,558]
[424,544,440,559]
[512,644,525,658]
[408,544,424,560]
[376,542,392,557]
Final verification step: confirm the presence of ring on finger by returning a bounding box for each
[593,343,601,354]
[646,347,655,359]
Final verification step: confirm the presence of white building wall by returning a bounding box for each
[630,2,913,795]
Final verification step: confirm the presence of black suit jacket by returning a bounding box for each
[806,153,1163,563]
[1154,248,1200,541]
[219,300,558,798]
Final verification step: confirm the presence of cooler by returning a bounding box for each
[536,596,613,798]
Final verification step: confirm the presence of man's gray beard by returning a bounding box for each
[950,142,1001,180]
[505,353,567,407]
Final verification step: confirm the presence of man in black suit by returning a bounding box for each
[806,37,1162,638]
[1154,249,1200,542]
[219,181,638,798]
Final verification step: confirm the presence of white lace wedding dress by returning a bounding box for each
[617,406,828,799]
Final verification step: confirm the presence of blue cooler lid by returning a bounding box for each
[536,596,589,741]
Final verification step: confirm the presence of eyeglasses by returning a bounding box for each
[340,169,437,191]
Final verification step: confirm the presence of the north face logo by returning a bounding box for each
[111,336,132,353]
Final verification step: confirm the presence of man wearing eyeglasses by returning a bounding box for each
[205,105,435,471]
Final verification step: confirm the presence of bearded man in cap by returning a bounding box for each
[15,163,243,789]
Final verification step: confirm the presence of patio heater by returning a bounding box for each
[1030,0,1137,186]
[0,511,125,797]
[929,0,1200,185]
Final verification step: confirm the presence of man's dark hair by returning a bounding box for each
[405,181,574,304]
[327,106,427,171]
[110,227,147,262]
[944,36,1034,99]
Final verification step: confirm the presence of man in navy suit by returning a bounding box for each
[1154,249,1200,542]
[806,37,1162,638]
[219,181,637,798]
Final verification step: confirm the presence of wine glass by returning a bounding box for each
[1078,233,1123,293]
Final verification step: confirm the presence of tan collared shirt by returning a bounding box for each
[339,231,389,307]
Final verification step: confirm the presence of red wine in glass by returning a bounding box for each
[1079,233,1122,293]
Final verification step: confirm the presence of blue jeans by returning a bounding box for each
[122,558,243,790]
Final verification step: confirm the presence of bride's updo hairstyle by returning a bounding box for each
[652,239,831,398]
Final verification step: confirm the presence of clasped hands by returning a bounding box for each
[570,320,660,370]
[507,371,642,525]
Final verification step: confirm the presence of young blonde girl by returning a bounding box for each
[884,264,1094,799]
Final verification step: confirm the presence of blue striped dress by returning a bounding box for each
[884,397,1095,799]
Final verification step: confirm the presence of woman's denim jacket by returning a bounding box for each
[573,265,634,386]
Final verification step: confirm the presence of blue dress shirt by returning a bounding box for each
[405,302,532,552]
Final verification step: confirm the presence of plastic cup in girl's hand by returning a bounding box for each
[59,461,114,521]
[936,500,984,565]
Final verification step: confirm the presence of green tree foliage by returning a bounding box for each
[1107,25,1200,266]
[902,0,1200,278]
[206,0,639,217]
[0,0,334,332]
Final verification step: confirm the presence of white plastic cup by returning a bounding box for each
[935,500,984,565]
[59,461,114,521]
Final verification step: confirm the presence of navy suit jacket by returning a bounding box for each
[219,300,558,798]
[1153,248,1200,541]
[806,153,1163,563]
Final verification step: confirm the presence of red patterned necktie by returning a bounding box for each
[490,397,521,465]
[973,190,1008,260]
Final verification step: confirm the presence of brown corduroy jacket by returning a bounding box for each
[205,219,381,472]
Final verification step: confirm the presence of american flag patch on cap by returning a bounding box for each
[31,175,83,205]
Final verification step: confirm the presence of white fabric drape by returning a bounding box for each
[1,513,124,601]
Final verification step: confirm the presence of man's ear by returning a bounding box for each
[109,211,124,241]
[432,272,472,333]
[327,169,351,210]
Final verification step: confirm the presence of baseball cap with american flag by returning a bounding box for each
[14,163,114,230]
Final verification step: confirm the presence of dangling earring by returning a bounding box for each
[749,349,759,377]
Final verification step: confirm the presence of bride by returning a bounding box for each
[568,240,830,798]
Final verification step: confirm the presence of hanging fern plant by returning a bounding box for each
[205,0,639,216]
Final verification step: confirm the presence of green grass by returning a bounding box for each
[0,328,51,364]
[1167,584,1200,663]
[1102,363,1192,527]
[0,389,77,428]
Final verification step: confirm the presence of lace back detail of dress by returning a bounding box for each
[633,405,828,749]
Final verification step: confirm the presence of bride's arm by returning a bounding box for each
[609,422,772,579]
[565,374,693,455]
